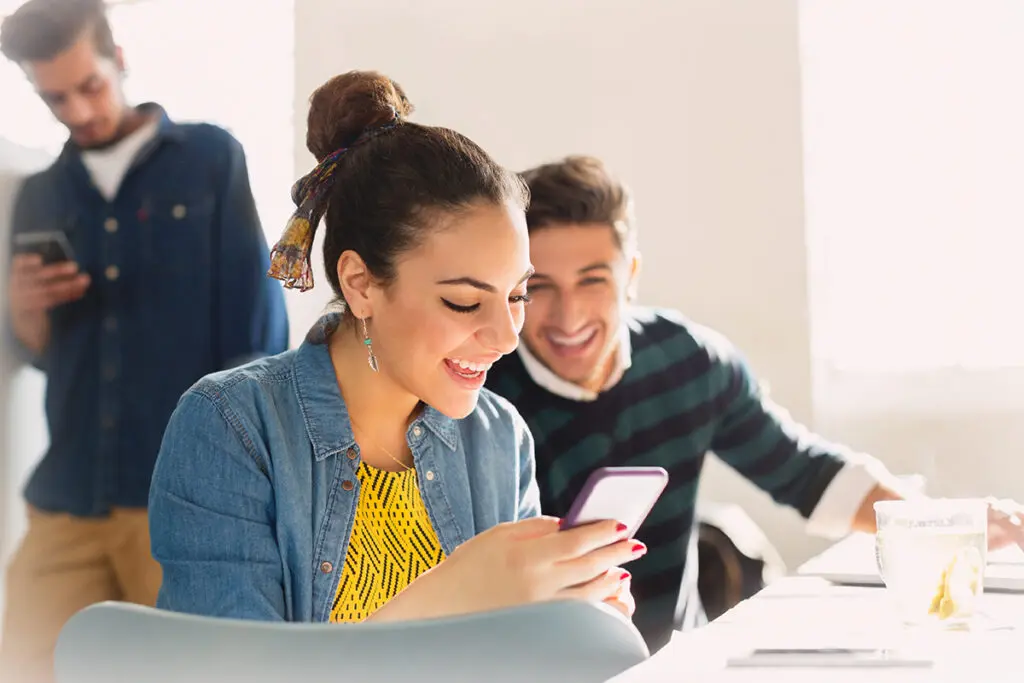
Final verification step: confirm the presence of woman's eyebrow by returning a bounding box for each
[437,268,534,291]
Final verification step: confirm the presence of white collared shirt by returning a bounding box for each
[516,325,632,402]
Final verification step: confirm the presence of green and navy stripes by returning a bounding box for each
[487,307,848,651]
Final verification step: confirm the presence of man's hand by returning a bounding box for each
[856,482,1024,551]
[853,484,905,533]
[8,254,89,354]
[986,497,1024,551]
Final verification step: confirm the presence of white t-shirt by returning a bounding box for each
[80,117,160,201]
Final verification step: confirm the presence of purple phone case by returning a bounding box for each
[559,466,669,532]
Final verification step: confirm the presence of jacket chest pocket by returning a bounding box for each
[139,193,217,271]
[136,193,217,314]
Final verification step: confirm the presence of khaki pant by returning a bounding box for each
[0,507,162,683]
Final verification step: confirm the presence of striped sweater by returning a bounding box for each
[487,307,849,652]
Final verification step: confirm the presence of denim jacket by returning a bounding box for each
[149,316,541,622]
[7,105,288,516]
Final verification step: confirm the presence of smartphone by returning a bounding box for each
[13,230,76,265]
[726,648,933,669]
[560,466,669,536]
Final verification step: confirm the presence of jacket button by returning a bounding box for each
[320,561,333,574]
[341,480,354,491]
[105,265,119,281]
[425,471,435,481]
[346,448,357,460]
[172,204,188,219]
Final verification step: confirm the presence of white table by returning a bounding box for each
[611,535,1024,681]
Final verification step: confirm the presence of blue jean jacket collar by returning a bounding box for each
[296,314,459,463]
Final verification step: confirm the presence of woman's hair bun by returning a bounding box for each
[306,70,415,161]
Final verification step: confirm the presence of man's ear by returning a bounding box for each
[626,251,642,302]
[336,250,375,319]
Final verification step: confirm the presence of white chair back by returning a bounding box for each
[55,599,649,683]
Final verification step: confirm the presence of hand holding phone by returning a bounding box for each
[8,232,89,317]
[13,230,76,265]
[381,516,642,623]
[560,467,669,536]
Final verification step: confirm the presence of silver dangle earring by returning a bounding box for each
[361,317,379,372]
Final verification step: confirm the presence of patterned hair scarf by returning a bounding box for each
[267,107,403,291]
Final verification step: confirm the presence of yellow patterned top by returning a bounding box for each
[329,462,446,623]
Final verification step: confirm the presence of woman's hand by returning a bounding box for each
[601,570,635,619]
[369,516,645,622]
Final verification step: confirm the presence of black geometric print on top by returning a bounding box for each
[330,463,446,622]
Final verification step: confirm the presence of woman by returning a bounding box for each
[149,71,645,623]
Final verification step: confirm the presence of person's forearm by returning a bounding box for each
[11,311,49,356]
[366,568,449,623]
[851,483,905,533]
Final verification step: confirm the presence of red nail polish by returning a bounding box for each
[616,522,627,533]
[620,571,631,581]
[632,543,647,554]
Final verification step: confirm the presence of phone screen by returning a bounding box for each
[560,467,668,535]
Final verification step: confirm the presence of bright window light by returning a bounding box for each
[801,0,1024,374]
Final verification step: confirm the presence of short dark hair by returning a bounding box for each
[1,0,116,63]
[304,70,528,303]
[520,155,637,251]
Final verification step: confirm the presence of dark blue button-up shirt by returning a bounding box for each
[7,107,289,517]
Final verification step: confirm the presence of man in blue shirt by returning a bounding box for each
[0,1,288,680]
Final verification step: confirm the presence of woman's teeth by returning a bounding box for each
[447,358,492,376]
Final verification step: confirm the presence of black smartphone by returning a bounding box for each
[13,230,76,265]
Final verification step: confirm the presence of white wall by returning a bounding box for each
[0,139,51,631]
[293,0,829,565]
[800,1,1024,521]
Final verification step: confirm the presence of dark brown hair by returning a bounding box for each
[1,0,116,63]
[520,155,637,251]
[307,71,528,301]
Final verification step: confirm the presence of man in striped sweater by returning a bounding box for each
[485,156,937,652]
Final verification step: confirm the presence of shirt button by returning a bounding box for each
[105,265,119,281]
[320,561,333,574]
[172,204,188,220]
[346,447,357,460]
[341,480,354,491]
[104,217,118,233]
[425,471,435,481]
[412,425,423,437]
